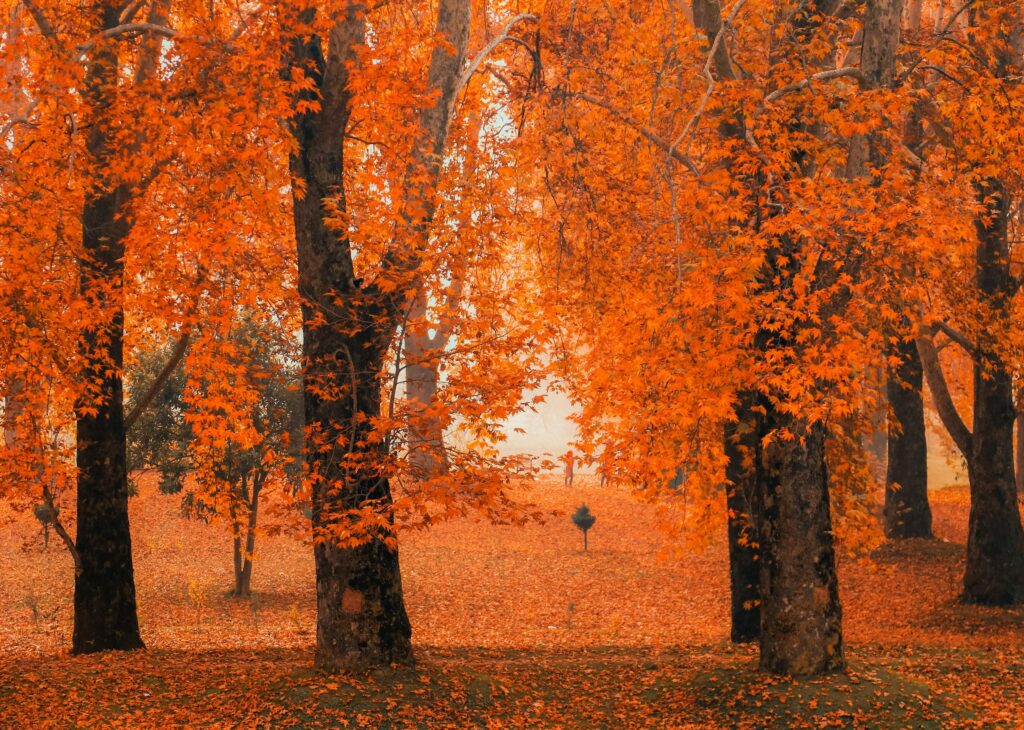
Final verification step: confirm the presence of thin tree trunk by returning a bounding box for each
[236,475,262,598]
[404,292,450,479]
[72,0,143,654]
[884,332,932,538]
[230,482,245,597]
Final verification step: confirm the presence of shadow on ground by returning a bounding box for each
[0,644,1000,729]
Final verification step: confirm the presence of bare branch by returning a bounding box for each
[762,67,866,104]
[76,21,177,56]
[934,320,977,355]
[674,0,748,157]
[119,0,148,24]
[899,0,978,83]
[41,480,81,576]
[456,13,538,93]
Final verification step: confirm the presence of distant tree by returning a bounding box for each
[572,505,596,552]
[127,317,303,597]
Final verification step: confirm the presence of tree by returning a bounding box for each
[282,0,543,672]
[0,0,290,652]
[911,0,1024,604]
[529,0,919,676]
[571,504,596,551]
[127,318,303,597]
[884,334,932,538]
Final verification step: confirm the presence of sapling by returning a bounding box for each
[572,504,597,551]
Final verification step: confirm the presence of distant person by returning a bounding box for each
[563,449,575,488]
[598,450,612,488]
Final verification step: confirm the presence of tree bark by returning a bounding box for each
[233,474,261,598]
[286,0,472,671]
[287,6,412,672]
[962,179,1024,604]
[884,333,932,538]
[72,0,144,654]
[756,415,844,675]
[724,400,761,643]
[404,292,450,479]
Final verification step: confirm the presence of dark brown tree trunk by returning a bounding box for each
[72,1,143,654]
[288,0,468,671]
[724,398,761,643]
[884,333,932,538]
[962,179,1024,604]
[304,327,413,671]
[757,415,844,675]
[287,7,412,672]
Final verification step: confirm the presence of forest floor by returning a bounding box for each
[1,471,1023,728]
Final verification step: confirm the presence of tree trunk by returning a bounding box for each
[72,1,143,654]
[862,365,888,484]
[884,333,932,538]
[962,179,1024,604]
[233,476,261,598]
[724,399,761,643]
[404,293,449,479]
[757,415,844,675]
[288,7,412,673]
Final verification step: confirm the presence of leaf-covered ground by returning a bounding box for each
[2,476,1023,728]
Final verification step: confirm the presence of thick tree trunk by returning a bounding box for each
[724,398,761,643]
[757,415,844,675]
[306,336,411,671]
[884,334,932,538]
[72,1,143,654]
[962,180,1024,604]
[288,7,412,673]
[288,0,468,671]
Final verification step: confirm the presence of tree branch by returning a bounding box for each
[22,0,57,41]
[762,66,867,104]
[934,320,977,355]
[899,0,977,83]
[916,334,972,456]
[42,480,81,576]
[456,13,538,93]
[573,92,701,175]
[125,328,191,431]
